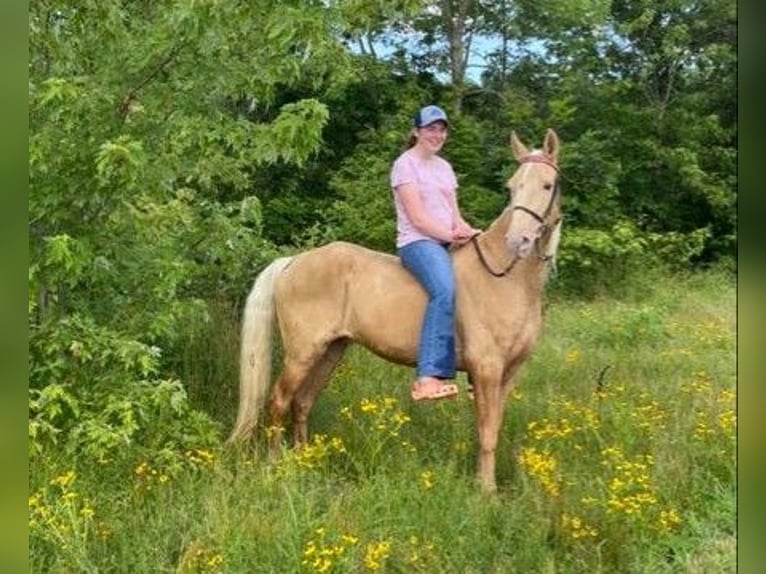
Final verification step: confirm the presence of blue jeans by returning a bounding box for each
[399,240,456,379]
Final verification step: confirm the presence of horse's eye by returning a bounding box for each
[543,183,553,191]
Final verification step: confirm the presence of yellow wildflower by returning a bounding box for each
[50,470,76,489]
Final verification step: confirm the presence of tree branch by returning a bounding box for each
[118,41,186,120]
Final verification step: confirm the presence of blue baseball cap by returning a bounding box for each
[414,105,449,128]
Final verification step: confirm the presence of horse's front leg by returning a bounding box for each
[471,361,516,493]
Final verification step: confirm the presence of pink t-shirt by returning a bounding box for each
[390,148,459,248]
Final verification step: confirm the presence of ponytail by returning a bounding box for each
[403,129,418,151]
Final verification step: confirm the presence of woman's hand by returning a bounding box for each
[451,221,481,245]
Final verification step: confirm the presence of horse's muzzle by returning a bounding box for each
[506,234,534,259]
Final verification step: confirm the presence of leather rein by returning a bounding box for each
[470,153,561,278]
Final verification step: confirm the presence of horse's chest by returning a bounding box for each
[461,308,541,357]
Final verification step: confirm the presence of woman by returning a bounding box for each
[390,105,481,401]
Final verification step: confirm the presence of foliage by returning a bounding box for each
[325,142,398,251]
[556,220,710,298]
[28,313,221,463]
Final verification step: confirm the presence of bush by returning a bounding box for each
[554,220,710,298]
[29,315,221,466]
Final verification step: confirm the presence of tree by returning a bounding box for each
[29,0,354,460]
[410,0,494,108]
[475,0,736,266]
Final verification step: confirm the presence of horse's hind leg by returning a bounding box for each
[292,339,349,446]
[267,358,316,455]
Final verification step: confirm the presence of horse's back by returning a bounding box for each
[274,241,424,363]
[279,241,405,289]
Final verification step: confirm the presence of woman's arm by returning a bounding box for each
[447,190,481,244]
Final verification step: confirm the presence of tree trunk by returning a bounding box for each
[440,0,475,111]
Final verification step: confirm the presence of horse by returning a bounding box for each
[229,129,563,492]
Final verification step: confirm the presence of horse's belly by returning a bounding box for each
[350,299,422,366]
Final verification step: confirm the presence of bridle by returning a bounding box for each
[471,153,562,278]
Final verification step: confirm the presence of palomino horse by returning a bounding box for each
[229,129,563,492]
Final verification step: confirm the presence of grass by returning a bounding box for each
[29,269,736,573]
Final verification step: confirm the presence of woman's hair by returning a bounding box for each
[403,129,418,150]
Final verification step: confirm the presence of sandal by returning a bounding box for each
[411,380,459,402]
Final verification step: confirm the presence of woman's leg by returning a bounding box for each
[399,240,456,380]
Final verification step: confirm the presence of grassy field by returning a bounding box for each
[29,270,736,573]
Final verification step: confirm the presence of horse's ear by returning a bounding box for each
[510,131,529,160]
[543,129,560,162]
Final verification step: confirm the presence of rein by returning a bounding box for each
[471,153,561,278]
[470,233,520,277]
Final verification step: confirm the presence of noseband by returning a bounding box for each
[470,153,561,278]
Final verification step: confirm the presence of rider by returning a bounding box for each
[390,105,481,401]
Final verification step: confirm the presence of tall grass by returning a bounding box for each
[29,270,735,573]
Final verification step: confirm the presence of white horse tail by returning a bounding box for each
[228,256,294,444]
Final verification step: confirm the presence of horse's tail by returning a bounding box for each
[228,256,294,444]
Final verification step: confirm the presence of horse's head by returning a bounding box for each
[504,129,562,260]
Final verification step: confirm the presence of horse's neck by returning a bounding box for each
[480,208,515,264]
